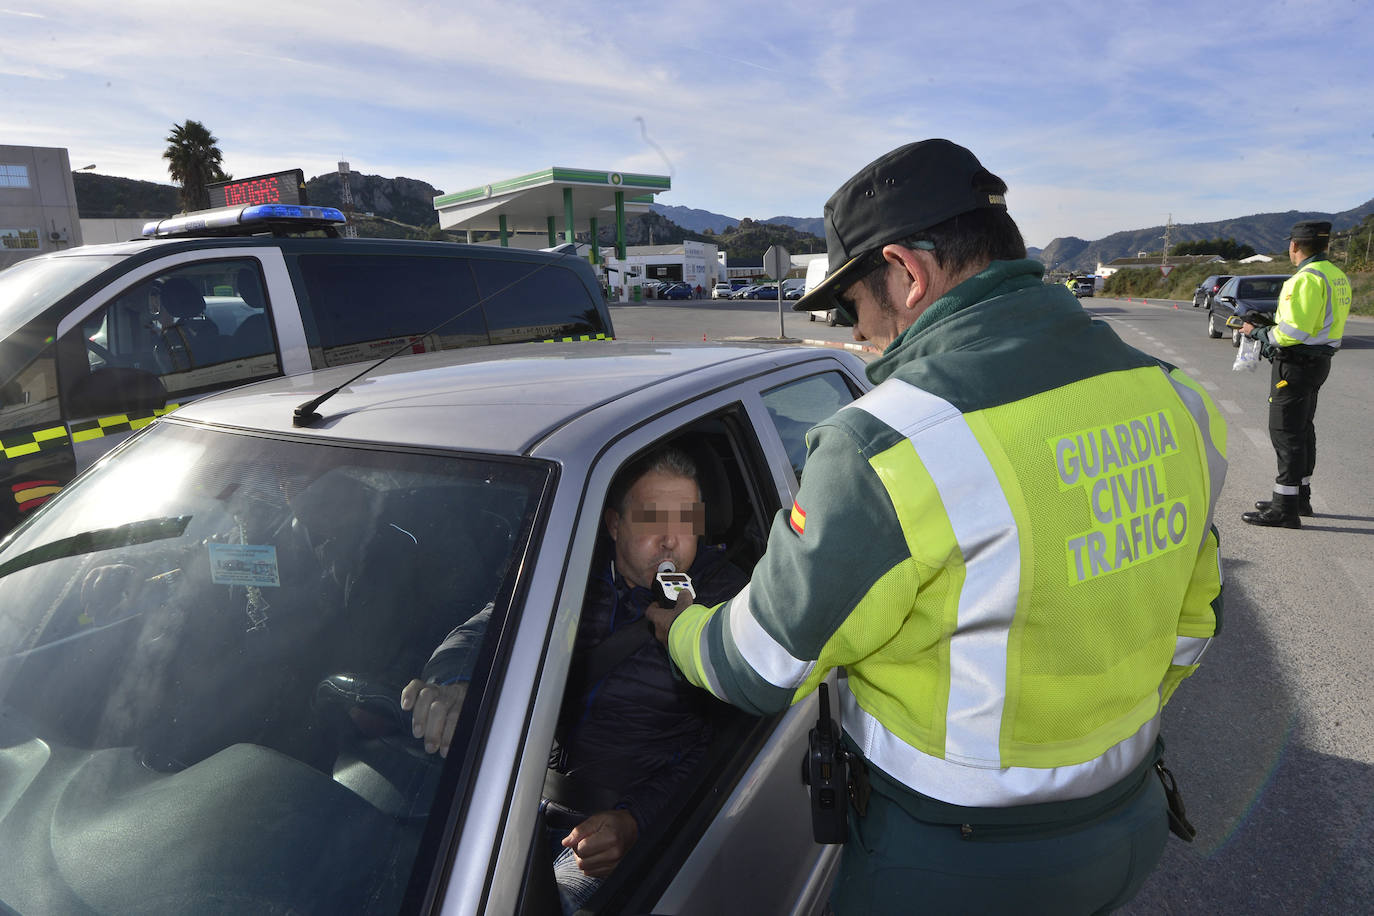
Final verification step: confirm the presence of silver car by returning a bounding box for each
[0,341,866,915]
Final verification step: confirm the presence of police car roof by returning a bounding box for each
[165,341,840,457]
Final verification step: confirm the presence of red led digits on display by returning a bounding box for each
[222,177,283,206]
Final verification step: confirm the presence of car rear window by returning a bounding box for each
[1238,278,1284,298]
[295,254,489,367]
[470,259,604,344]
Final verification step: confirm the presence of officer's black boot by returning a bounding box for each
[1243,492,1302,528]
[1254,485,1314,517]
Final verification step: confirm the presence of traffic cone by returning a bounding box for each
[702,333,707,341]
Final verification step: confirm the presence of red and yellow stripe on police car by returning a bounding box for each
[13,479,61,513]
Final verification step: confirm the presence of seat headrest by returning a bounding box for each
[159,277,206,321]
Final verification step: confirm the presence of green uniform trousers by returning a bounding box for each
[830,768,1168,915]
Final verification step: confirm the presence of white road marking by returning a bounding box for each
[1201,379,1219,392]
[1242,427,1271,451]
[1219,399,1243,414]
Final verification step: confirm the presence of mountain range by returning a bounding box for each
[72,172,1369,273]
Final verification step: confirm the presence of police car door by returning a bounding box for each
[53,252,302,473]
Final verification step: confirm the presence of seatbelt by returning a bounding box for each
[574,617,654,694]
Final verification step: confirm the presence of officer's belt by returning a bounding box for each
[1276,344,1336,363]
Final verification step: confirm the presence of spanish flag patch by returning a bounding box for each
[789,499,807,535]
[13,479,61,513]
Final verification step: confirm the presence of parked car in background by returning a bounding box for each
[1206,274,1288,345]
[731,285,758,300]
[745,285,779,300]
[0,341,865,915]
[712,282,733,299]
[784,286,805,300]
[659,282,693,300]
[1072,277,1096,298]
[1194,274,1233,310]
[0,203,613,535]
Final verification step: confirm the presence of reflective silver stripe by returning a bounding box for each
[1274,484,1300,496]
[1278,268,1339,347]
[693,614,729,699]
[839,682,1160,806]
[724,581,816,689]
[849,379,1019,766]
[1164,371,1227,553]
[1173,635,1210,668]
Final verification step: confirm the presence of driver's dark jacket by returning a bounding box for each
[423,541,747,832]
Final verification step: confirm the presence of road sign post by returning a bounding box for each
[764,245,790,338]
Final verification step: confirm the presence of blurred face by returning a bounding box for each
[604,470,704,590]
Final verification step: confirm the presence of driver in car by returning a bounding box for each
[400,445,748,913]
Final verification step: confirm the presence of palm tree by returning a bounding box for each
[162,120,229,212]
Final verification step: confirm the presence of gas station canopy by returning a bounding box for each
[433,167,670,259]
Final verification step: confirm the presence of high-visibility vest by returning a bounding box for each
[1274,258,1351,348]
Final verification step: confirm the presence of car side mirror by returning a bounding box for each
[1219,296,1236,305]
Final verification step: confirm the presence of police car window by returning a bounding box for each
[294,254,487,367]
[469,259,603,344]
[0,346,60,434]
[58,260,281,418]
[760,372,858,480]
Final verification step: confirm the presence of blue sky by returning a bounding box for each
[3,0,1371,248]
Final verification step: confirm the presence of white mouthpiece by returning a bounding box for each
[657,560,676,574]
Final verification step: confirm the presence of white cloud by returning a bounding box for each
[2,0,1371,247]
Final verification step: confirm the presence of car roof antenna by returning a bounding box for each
[293,248,581,427]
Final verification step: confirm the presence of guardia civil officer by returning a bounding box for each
[647,140,1226,915]
[1241,219,1352,528]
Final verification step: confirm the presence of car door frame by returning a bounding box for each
[444,351,868,915]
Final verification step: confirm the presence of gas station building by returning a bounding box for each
[433,166,723,299]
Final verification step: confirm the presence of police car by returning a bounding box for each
[0,340,865,914]
[0,200,613,532]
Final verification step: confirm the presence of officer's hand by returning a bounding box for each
[399,678,467,757]
[1241,321,1255,335]
[561,809,640,877]
[646,588,694,644]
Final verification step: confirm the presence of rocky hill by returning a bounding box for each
[68,170,1368,274]
[1043,199,1374,272]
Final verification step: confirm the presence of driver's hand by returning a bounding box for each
[645,588,694,644]
[399,679,467,757]
[561,809,640,877]
[80,564,139,622]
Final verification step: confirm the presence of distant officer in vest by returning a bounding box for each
[647,139,1226,916]
[1241,219,1352,528]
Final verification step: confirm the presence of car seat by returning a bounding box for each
[159,276,223,368]
[227,267,274,360]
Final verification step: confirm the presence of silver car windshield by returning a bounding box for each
[0,420,549,914]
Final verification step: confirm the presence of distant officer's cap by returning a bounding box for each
[794,139,1008,312]
[1288,220,1331,243]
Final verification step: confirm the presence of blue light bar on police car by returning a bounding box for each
[141,204,348,238]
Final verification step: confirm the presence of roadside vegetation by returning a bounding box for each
[1100,216,1374,316]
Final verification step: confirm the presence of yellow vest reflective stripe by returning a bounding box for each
[838,681,1162,806]
[849,379,1020,767]
[1274,261,1351,348]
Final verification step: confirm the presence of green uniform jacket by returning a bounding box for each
[668,259,1227,812]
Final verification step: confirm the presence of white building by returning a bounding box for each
[0,145,83,270]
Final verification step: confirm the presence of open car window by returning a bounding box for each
[0,421,550,914]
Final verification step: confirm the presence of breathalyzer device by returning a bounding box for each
[653,560,693,606]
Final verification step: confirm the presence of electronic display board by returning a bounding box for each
[206,169,308,209]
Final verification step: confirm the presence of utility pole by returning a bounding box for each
[338,161,358,239]
[1161,214,1174,266]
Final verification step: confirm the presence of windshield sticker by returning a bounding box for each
[208,543,280,587]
